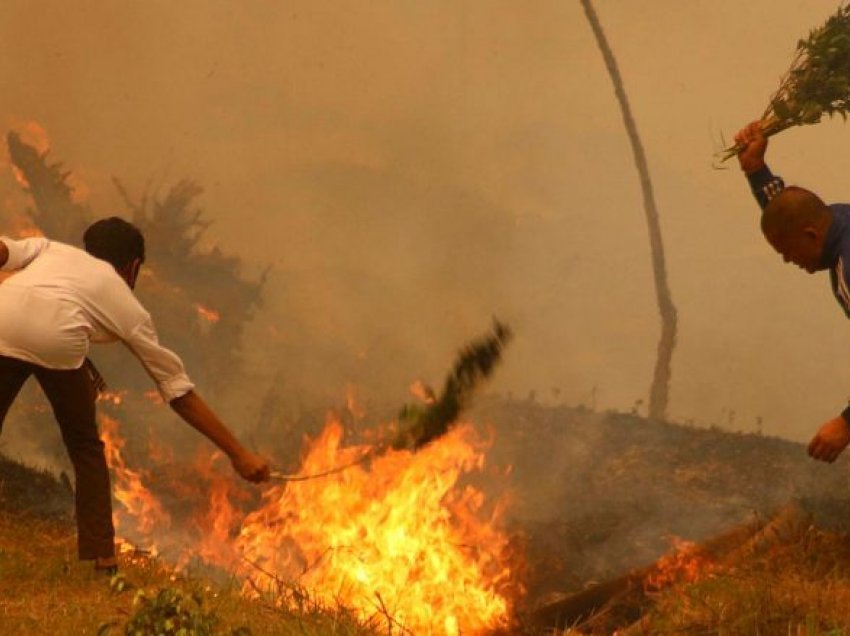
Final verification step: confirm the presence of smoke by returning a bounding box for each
[472,399,848,598]
[1,1,850,472]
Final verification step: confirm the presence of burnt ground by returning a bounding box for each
[0,452,73,520]
[473,398,850,607]
[3,399,850,624]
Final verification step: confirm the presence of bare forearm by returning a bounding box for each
[169,390,244,458]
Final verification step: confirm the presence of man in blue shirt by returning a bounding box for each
[735,121,850,463]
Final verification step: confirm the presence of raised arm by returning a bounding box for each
[734,121,785,209]
[734,121,768,174]
[170,390,270,482]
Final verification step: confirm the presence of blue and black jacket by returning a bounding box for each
[748,165,850,319]
[748,166,850,421]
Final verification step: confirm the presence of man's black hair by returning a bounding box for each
[83,217,145,269]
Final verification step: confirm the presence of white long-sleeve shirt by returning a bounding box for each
[0,236,194,402]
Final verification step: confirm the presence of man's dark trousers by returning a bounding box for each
[0,355,115,559]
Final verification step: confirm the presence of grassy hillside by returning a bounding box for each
[0,456,383,635]
[3,401,850,634]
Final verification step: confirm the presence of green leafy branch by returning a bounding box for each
[719,3,850,161]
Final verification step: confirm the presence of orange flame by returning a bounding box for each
[100,414,171,544]
[16,120,51,154]
[194,303,220,324]
[97,390,127,407]
[182,450,249,570]
[2,208,44,239]
[100,403,518,633]
[345,383,366,420]
[644,536,716,591]
[236,417,514,633]
[6,120,51,190]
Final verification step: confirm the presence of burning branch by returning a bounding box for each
[394,319,512,451]
[269,319,513,482]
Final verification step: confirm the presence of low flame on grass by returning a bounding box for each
[97,390,127,407]
[644,536,716,591]
[101,414,171,545]
[102,405,518,633]
[236,417,514,634]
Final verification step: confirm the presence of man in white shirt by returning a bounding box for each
[0,217,270,573]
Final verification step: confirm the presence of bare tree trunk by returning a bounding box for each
[580,0,677,420]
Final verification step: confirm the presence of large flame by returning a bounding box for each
[101,414,171,543]
[237,418,513,633]
[102,407,517,633]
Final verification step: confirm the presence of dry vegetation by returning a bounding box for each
[5,402,850,634]
[615,525,850,635]
[0,457,384,635]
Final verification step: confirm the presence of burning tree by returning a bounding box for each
[5,131,90,241]
[4,132,265,392]
[112,177,266,390]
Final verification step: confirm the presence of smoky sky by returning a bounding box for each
[1,0,848,444]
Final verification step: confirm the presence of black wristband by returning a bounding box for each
[841,405,850,425]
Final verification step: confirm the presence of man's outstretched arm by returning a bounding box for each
[170,390,270,482]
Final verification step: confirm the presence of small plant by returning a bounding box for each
[124,586,227,636]
[719,3,850,161]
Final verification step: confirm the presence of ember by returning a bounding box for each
[194,303,221,324]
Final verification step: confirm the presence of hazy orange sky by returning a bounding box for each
[1,1,849,442]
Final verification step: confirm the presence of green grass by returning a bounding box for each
[0,510,381,635]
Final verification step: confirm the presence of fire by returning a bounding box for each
[97,390,127,407]
[644,536,716,591]
[2,208,44,239]
[194,303,220,324]
[100,414,171,544]
[183,450,250,570]
[15,120,51,154]
[237,417,514,634]
[6,120,51,190]
[101,404,517,633]
[345,383,366,420]
[10,165,29,190]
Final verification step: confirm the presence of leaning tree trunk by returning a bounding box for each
[580,0,677,421]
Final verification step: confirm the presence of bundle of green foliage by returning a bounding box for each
[720,3,850,161]
[394,319,512,450]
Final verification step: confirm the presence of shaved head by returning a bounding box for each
[759,186,833,274]
[761,186,831,240]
